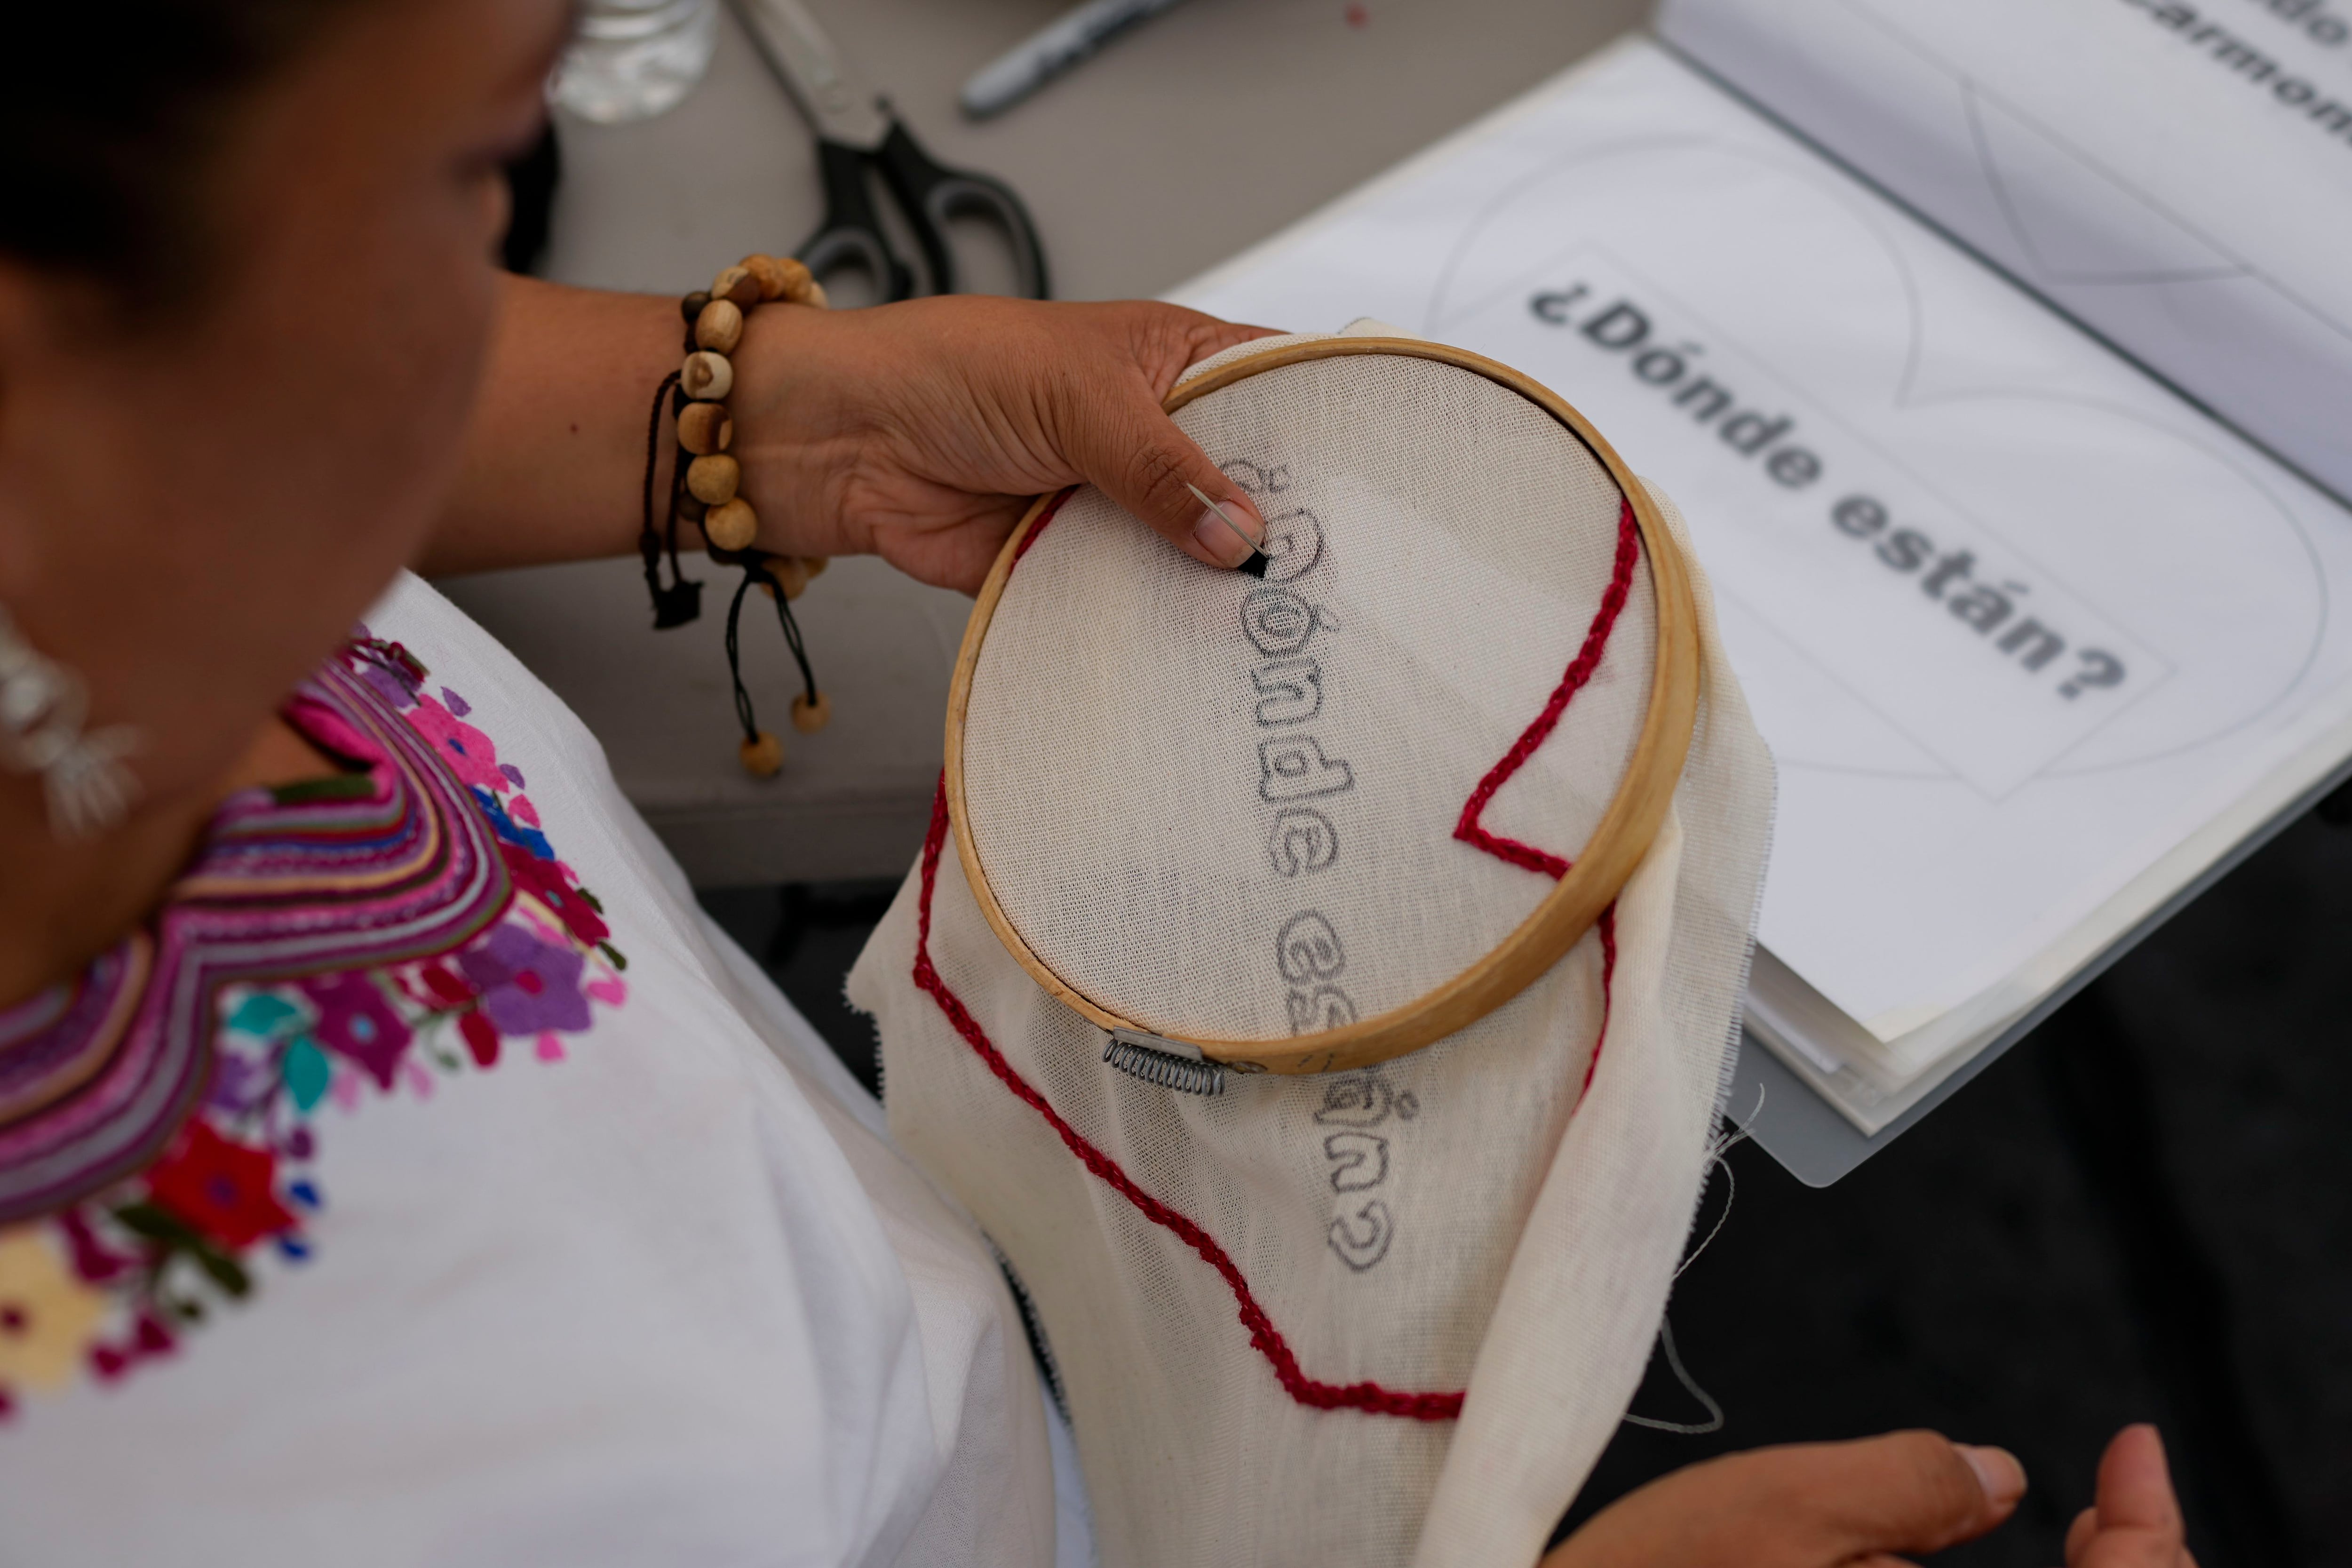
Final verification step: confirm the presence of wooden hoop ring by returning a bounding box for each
[945,337,1700,1075]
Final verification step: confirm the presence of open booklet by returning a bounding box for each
[1170,2,2352,1144]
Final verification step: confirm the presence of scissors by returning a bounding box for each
[729,0,1051,302]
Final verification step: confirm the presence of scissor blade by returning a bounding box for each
[729,0,890,149]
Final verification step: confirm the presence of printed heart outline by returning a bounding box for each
[1420,134,2329,780]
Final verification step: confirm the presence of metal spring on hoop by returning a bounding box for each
[1103,1031,1227,1097]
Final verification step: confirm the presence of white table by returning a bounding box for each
[445,0,2131,1184]
[438,0,1651,887]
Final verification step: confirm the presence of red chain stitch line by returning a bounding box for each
[1444,494,1640,1095]
[921,486,1643,1421]
[1011,487,1077,566]
[913,784,1465,1422]
[1453,497,1641,877]
[1581,908,1617,1100]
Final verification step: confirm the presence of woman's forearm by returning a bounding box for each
[420,277,1275,593]
[417,274,686,577]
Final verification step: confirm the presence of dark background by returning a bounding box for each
[702,796,2352,1568]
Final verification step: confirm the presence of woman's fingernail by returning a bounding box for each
[1959,1445,2027,1509]
[1191,500,1262,568]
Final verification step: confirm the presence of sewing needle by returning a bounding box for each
[1185,481,1269,577]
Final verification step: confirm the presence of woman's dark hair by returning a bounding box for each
[0,1,364,298]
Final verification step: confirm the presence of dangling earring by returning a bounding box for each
[0,603,139,840]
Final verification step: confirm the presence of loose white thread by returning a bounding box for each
[1623,1318,1726,1435]
[1621,1088,1763,1437]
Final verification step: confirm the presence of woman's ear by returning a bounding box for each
[0,256,111,467]
[0,258,79,591]
[0,260,30,413]
[0,261,42,591]
[0,255,105,366]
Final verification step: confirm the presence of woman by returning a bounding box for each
[0,0,2193,1562]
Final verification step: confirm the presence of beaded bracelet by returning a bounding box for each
[638,253,834,778]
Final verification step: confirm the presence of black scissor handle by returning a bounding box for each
[797,138,915,304]
[875,121,1051,301]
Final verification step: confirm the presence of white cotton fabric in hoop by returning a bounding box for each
[848,326,1774,1568]
[961,341,1653,1040]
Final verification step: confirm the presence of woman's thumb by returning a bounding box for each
[1065,383,1268,571]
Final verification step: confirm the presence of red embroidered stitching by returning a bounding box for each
[1445,497,1639,1090]
[1011,487,1077,566]
[912,784,1463,1422]
[1581,908,1617,1098]
[920,488,1643,1422]
[1453,498,1641,877]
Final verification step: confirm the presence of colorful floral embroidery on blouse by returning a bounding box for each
[0,636,628,1418]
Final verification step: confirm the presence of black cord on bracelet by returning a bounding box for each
[716,549,820,746]
[637,371,702,629]
[646,381,821,754]
[644,259,834,772]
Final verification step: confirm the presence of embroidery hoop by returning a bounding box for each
[945,337,1700,1075]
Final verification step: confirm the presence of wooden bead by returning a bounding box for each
[796,278,829,310]
[681,350,732,400]
[739,730,784,777]
[803,555,828,578]
[757,555,810,600]
[711,264,761,308]
[686,453,739,505]
[791,690,832,733]
[675,492,707,524]
[693,297,744,354]
[740,254,811,302]
[680,289,711,324]
[738,254,785,298]
[756,557,808,599]
[704,496,757,550]
[676,400,732,455]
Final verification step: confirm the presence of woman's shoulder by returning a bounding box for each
[0,605,1013,1568]
[0,622,644,1410]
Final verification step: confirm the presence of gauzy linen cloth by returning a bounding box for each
[0,573,1072,1568]
[848,329,1776,1568]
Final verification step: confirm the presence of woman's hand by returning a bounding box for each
[1540,1423,2191,1568]
[425,281,1275,588]
[729,294,1278,592]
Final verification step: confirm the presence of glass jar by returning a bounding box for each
[548,0,719,126]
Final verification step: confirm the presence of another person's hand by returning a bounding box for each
[1540,1422,2194,1568]
[1541,1430,2024,1568]
[730,294,1278,592]
[2065,1425,2197,1568]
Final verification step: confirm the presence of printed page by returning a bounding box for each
[1659,0,2352,503]
[1172,38,2352,1057]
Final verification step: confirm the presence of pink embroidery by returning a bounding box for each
[405,693,508,795]
[0,645,629,1420]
